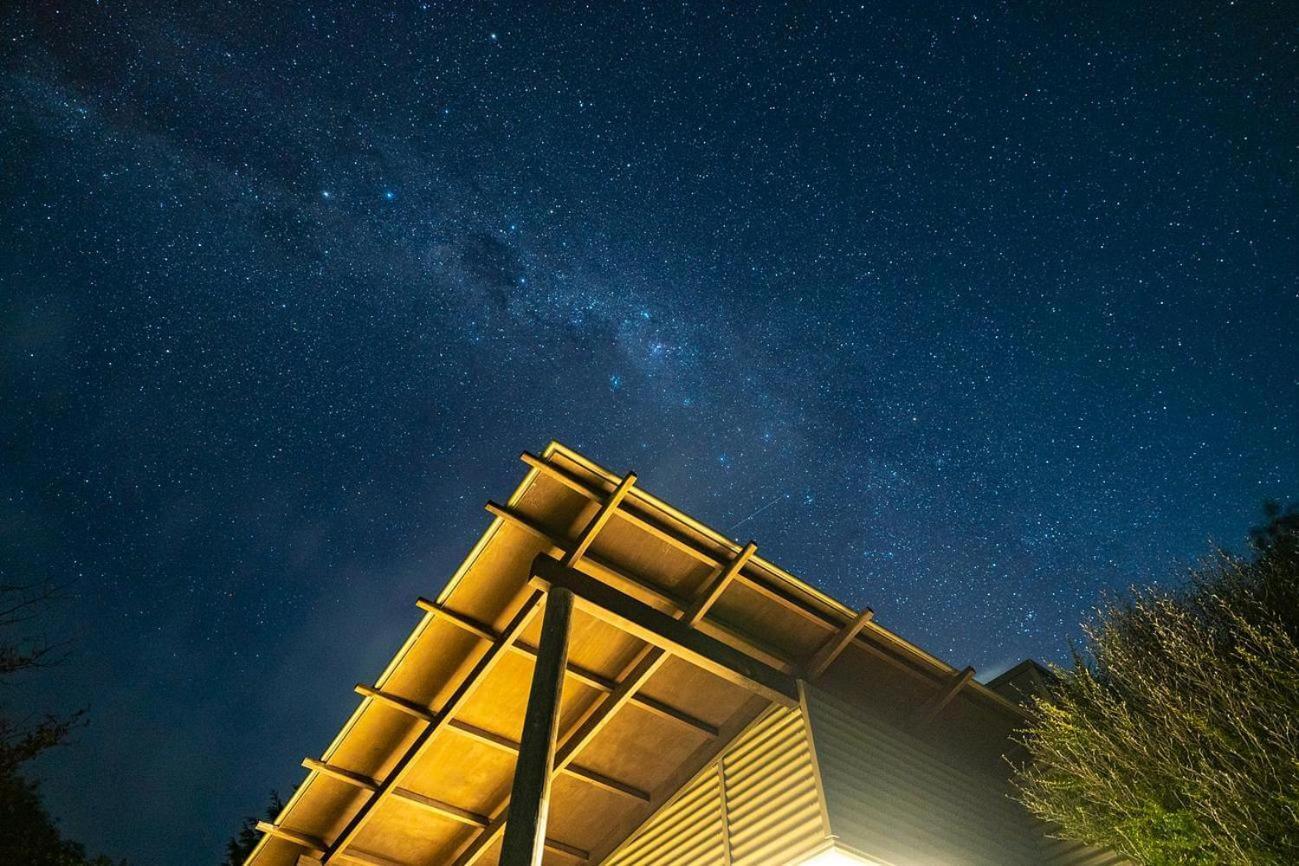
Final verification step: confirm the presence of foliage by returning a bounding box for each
[1014,505,1299,865]
[222,790,287,866]
[0,580,124,866]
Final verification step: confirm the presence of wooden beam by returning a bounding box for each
[566,470,636,566]
[519,452,1033,724]
[488,501,796,673]
[446,719,650,801]
[414,597,497,641]
[392,789,489,827]
[416,594,718,739]
[916,665,976,723]
[686,540,756,626]
[531,554,798,707]
[805,607,875,679]
[352,683,436,723]
[302,758,379,793]
[500,587,574,866]
[322,592,544,864]
[449,540,755,866]
[258,822,325,856]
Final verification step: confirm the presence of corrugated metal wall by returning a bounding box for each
[604,704,829,866]
[804,685,1043,866]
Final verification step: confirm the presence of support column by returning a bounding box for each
[500,587,574,866]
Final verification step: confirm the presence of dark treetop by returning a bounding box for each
[2,2,1295,864]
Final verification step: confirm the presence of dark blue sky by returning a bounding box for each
[2,2,1296,864]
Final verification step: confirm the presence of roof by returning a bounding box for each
[247,441,1028,866]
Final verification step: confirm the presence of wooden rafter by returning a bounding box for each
[448,538,764,866]
[916,665,976,724]
[565,470,636,565]
[487,502,795,673]
[804,607,875,679]
[531,554,798,707]
[321,592,545,864]
[258,823,325,856]
[412,596,718,739]
[519,452,1032,723]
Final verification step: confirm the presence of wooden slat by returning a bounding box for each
[686,540,756,626]
[258,822,326,856]
[531,554,798,707]
[566,471,637,566]
[414,597,497,641]
[322,592,545,864]
[302,758,379,793]
[353,683,436,723]
[392,789,489,827]
[500,587,574,866]
[805,607,875,679]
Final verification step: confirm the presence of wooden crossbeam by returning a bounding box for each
[805,607,875,679]
[258,822,325,856]
[412,596,718,738]
[686,540,756,625]
[353,683,435,723]
[302,758,379,792]
[322,592,544,864]
[487,502,795,673]
[531,554,799,707]
[448,720,649,801]
[566,470,636,566]
[449,541,758,866]
[916,665,976,723]
[519,452,1033,724]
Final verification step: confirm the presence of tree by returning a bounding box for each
[0,581,123,866]
[1013,505,1299,865]
[222,789,287,866]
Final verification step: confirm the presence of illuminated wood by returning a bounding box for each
[530,554,799,707]
[500,587,574,866]
[566,470,637,565]
[352,683,435,723]
[322,592,545,864]
[805,607,875,679]
[518,451,1030,722]
[302,758,378,792]
[246,443,1058,866]
[258,823,325,856]
[417,594,718,739]
[449,540,756,866]
[414,597,497,641]
[686,540,757,625]
[488,501,797,673]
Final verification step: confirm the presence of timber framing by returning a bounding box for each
[246,442,1035,866]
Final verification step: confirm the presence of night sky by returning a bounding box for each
[2,2,1296,863]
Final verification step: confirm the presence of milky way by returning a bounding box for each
[2,3,1296,863]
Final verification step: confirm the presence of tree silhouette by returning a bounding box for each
[0,581,124,865]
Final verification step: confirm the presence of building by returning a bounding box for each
[246,442,1123,866]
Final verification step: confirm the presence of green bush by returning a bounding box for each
[1014,507,1299,865]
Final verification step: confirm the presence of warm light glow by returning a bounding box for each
[798,847,883,866]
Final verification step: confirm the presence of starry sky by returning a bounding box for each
[2,2,1296,864]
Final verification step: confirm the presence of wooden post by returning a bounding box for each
[499,587,574,866]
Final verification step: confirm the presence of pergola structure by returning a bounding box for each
[246,442,1124,866]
